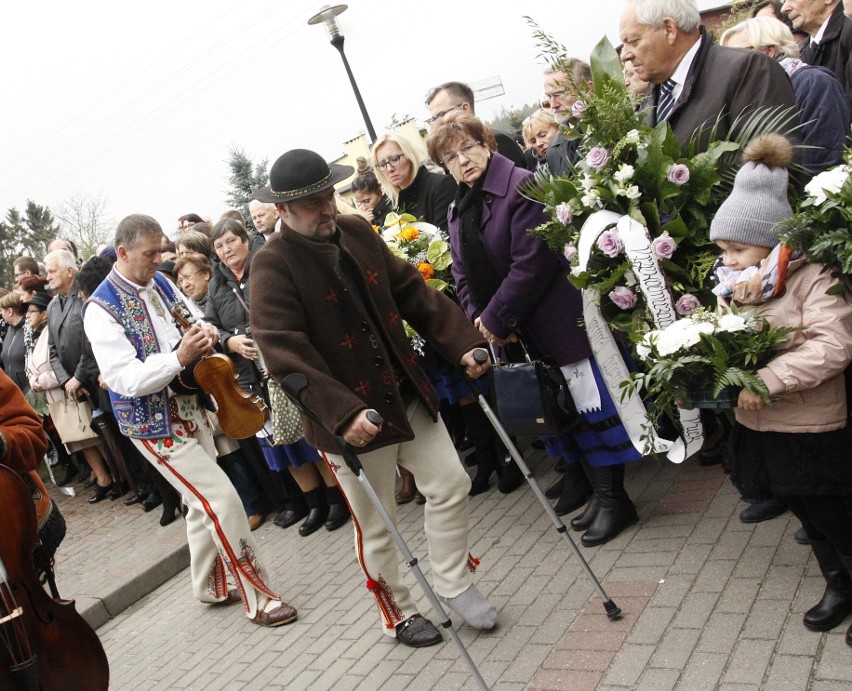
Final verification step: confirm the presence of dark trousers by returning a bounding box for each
[787,495,852,555]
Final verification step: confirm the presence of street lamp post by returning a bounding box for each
[308,4,377,143]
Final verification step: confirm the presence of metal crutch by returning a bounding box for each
[467,349,622,620]
[281,373,490,691]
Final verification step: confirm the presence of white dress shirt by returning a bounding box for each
[84,268,202,399]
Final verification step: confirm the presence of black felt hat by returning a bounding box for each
[252,149,353,204]
[22,291,53,310]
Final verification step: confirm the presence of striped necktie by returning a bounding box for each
[656,78,677,124]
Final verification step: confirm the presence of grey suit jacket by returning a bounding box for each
[47,292,98,391]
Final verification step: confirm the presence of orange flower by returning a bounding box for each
[418,262,435,280]
[397,225,420,241]
[372,224,380,233]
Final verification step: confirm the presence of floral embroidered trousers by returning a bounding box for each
[324,397,473,635]
[130,399,279,618]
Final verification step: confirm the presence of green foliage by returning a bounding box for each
[225,146,269,233]
[0,202,61,288]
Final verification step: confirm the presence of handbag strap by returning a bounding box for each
[489,335,532,366]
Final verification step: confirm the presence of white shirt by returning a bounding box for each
[668,35,702,103]
[813,14,832,44]
[84,267,201,398]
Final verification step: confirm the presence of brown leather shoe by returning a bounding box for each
[248,513,267,531]
[414,491,426,505]
[252,601,298,628]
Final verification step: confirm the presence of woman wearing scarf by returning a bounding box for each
[427,112,643,547]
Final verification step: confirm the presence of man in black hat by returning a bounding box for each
[250,149,499,648]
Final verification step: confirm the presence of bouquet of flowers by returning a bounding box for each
[526,37,739,334]
[378,212,454,348]
[621,307,794,438]
[380,212,453,292]
[777,149,852,293]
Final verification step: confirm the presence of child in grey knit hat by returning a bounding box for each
[714,133,852,647]
[709,134,793,305]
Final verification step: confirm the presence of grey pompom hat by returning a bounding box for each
[710,134,793,248]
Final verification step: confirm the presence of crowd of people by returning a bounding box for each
[2,0,851,651]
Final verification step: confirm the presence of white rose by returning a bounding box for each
[624,185,641,200]
[717,313,748,333]
[614,164,635,184]
[805,166,849,204]
[624,129,640,145]
[581,190,602,209]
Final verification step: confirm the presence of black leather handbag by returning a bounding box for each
[488,341,578,437]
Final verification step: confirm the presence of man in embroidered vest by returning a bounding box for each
[82,213,296,627]
[250,149,499,648]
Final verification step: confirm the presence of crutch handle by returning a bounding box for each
[366,410,383,426]
[472,348,489,365]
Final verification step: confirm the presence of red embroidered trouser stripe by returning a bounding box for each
[132,412,278,618]
[324,398,475,636]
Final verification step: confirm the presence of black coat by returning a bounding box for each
[494,130,527,169]
[397,166,457,230]
[800,2,852,116]
[204,245,263,395]
[545,132,581,176]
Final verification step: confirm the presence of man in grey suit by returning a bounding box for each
[620,0,797,151]
[44,249,112,497]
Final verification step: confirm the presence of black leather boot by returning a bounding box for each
[324,485,350,531]
[842,555,852,647]
[469,448,497,496]
[581,464,638,547]
[496,454,524,494]
[299,489,328,537]
[804,541,852,631]
[554,462,593,515]
[571,458,598,530]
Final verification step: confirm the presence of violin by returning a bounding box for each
[171,304,268,440]
[0,464,109,691]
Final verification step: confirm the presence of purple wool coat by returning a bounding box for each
[447,152,592,367]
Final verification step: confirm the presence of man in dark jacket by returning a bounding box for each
[425,81,527,169]
[250,149,498,648]
[620,0,798,151]
[541,58,591,175]
[785,0,852,114]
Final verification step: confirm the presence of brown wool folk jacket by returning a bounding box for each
[250,214,485,454]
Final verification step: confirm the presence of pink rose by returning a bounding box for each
[675,293,702,316]
[666,163,690,186]
[571,100,587,119]
[596,229,623,257]
[556,202,573,225]
[609,286,637,310]
[651,231,677,259]
[563,243,577,262]
[586,146,611,171]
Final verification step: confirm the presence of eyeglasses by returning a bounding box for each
[425,104,461,125]
[440,141,482,168]
[376,154,406,170]
[178,270,205,284]
[26,308,42,314]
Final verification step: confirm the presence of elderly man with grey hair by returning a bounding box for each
[783,0,852,114]
[248,199,278,239]
[620,0,797,150]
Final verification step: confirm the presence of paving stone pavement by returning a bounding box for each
[47,448,852,690]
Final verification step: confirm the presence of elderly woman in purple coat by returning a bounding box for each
[427,112,642,547]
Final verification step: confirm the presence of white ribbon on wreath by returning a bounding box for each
[576,211,704,463]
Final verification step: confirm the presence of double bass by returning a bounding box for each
[0,464,109,690]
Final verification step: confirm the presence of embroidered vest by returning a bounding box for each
[84,270,185,439]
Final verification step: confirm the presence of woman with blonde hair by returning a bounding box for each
[369,131,456,230]
[721,15,849,175]
[522,110,561,166]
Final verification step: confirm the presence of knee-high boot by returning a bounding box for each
[804,541,852,631]
[581,463,637,547]
[571,457,599,530]
[462,403,497,495]
[840,554,852,646]
[554,461,593,516]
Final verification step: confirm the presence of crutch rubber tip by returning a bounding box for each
[557,525,568,534]
[603,600,622,620]
[440,619,453,629]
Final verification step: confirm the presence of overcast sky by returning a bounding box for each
[0,1,720,241]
